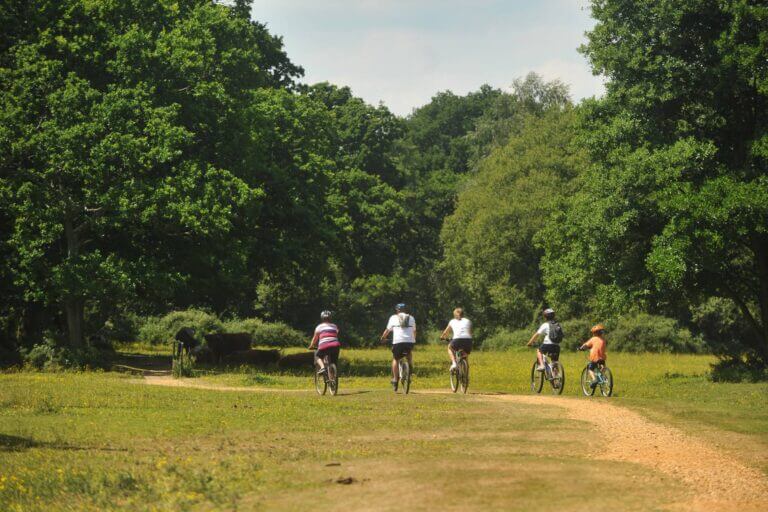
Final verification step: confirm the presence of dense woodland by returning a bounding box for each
[1,0,766,377]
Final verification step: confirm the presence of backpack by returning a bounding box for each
[398,313,412,328]
[548,320,564,344]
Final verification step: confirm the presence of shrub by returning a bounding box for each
[610,313,705,353]
[222,318,265,339]
[138,309,223,345]
[223,317,306,347]
[691,297,759,355]
[710,356,768,383]
[481,327,532,351]
[20,339,113,370]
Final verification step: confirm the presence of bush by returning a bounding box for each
[138,309,223,345]
[691,297,759,355]
[710,356,768,383]
[100,313,142,343]
[20,339,113,370]
[223,317,306,347]
[481,327,532,351]
[610,313,705,353]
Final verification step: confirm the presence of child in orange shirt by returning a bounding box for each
[579,324,607,389]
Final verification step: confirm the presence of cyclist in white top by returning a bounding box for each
[379,303,416,392]
[440,307,473,371]
[526,308,561,370]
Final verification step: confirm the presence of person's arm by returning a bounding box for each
[579,339,594,351]
[380,328,391,343]
[468,320,473,338]
[526,332,539,346]
[308,332,319,349]
[440,324,452,340]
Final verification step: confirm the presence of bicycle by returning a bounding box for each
[440,338,470,394]
[530,345,565,395]
[312,349,339,396]
[396,353,411,394]
[579,355,613,397]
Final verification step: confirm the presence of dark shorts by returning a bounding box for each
[539,343,560,361]
[315,345,340,365]
[392,343,414,360]
[587,360,605,371]
[449,338,472,355]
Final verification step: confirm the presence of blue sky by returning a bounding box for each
[250,0,604,116]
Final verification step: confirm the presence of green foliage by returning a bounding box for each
[172,353,195,378]
[138,309,223,346]
[541,0,768,366]
[610,314,705,354]
[19,339,112,370]
[223,318,305,347]
[440,109,586,331]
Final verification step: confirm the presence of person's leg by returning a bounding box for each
[391,358,399,380]
[315,350,325,372]
[536,348,544,368]
[448,346,456,366]
[406,349,413,373]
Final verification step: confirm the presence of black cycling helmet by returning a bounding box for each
[543,307,555,320]
[395,303,407,312]
[320,310,332,321]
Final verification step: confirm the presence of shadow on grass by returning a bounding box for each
[0,434,128,453]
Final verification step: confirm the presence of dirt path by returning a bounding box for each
[493,394,768,512]
[138,376,768,511]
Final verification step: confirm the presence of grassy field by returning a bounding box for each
[1,346,766,511]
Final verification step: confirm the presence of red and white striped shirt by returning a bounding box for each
[314,322,341,349]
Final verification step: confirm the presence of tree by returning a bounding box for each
[542,0,768,364]
[0,0,321,347]
[440,109,586,331]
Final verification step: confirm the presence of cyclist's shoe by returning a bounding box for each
[589,379,598,389]
[449,362,457,371]
[391,379,398,392]
[317,367,327,375]
[536,364,545,371]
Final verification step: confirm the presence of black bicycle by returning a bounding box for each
[312,350,338,396]
[530,345,564,395]
[396,353,411,394]
[449,348,469,394]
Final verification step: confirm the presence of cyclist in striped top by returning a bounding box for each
[308,310,341,375]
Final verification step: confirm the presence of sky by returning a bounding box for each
[250,0,605,116]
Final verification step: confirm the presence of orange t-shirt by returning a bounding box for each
[584,336,606,362]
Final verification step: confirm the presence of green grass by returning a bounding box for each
[1,346,766,511]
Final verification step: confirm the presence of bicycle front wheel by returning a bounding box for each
[580,366,595,396]
[599,367,613,397]
[314,362,327,395]
[530,361,544,394]
[399,360,411,394]
[459,359,469,394]
[550,361,564,395]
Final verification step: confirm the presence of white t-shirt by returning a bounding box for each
[387,313,416,344]
[448,318,472,339]
[536,322,553,344]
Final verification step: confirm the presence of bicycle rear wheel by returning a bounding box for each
[550,361,564,395]
[459,359,469,394]
[580,366,595,396]
[399,359,410,394]
[599,367,613,397]
[449,364,459,393]
[328,362,338,396]
[314,361,327,395]
[530,361,544,393]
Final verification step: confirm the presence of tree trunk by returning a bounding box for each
[63,213,84,348]
[755,237,768,363]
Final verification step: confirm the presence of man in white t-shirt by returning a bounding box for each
[526,308,561,370]
[440,307,473,371]
[379,303,416,391]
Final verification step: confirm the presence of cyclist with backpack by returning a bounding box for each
[526,308,564,370]
[308,310,341,375]
[379,303,417,392]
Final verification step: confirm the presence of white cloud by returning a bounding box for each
[253,0,605,115]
